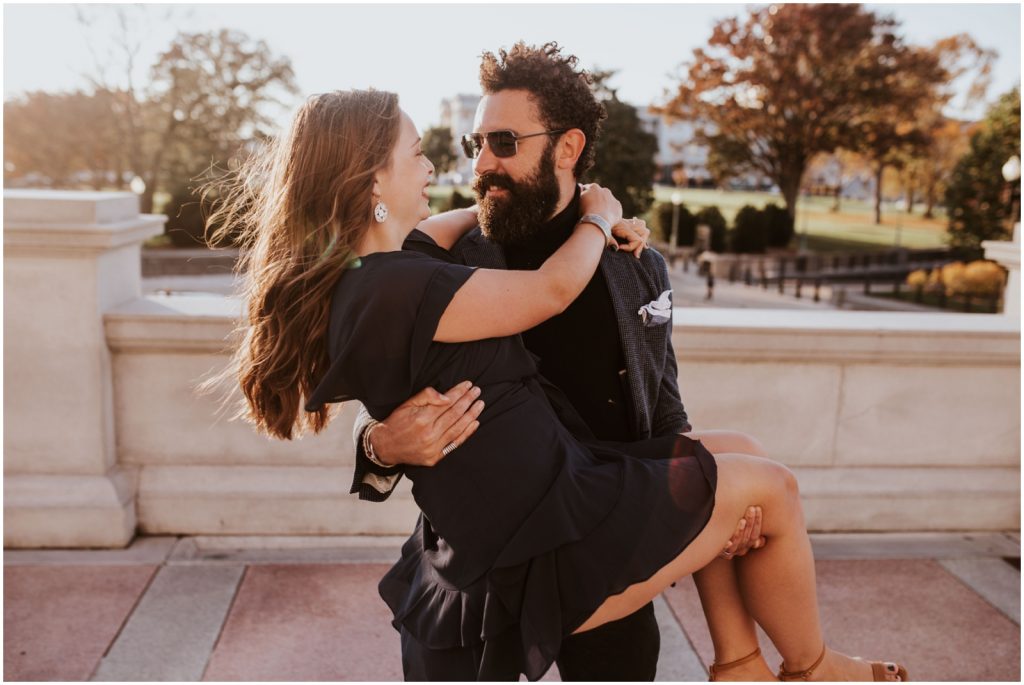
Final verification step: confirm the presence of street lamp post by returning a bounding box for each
[671,191,682,249]
[798,190,808,253]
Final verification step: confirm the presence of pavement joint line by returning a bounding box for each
[90,564,245,681]
[86,564,162,681]
[3,535,179,566]
[659,584,710,677]
[199,565,249,682]
[937,558,1021,627]
[6,532,1020,566]
[6,533,1021,682]
[652,594,707,681]
[808,532,1020,561]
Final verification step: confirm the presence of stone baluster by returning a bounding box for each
[4,190,165,547]
[983,223,1021,318]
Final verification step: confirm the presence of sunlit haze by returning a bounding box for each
[4,2,1021,136]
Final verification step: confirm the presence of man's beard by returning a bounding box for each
[473,147,561,248]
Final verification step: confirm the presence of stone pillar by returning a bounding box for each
[983,222,1021,318]
[4,190,165,547]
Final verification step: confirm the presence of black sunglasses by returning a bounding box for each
[460,129,569,159]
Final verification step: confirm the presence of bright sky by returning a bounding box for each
[3,1,1021,134]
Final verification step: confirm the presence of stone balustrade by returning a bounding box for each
[983,222,1020,319]
[4,191,1021,547]
[4,191,165,547]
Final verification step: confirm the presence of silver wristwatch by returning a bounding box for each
[576,213,614,247]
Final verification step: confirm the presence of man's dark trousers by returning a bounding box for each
[400,602,660,681]
[555,601,660,680]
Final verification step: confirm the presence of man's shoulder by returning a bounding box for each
[455,226,488,246]
[603,243,670,283]
[638,243,669,273]
[451,226,503,265]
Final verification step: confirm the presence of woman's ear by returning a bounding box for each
[556,129,586,172]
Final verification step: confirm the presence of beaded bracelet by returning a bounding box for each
[362,419,398,470]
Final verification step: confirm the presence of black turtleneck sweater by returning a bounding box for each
[503,188,633,442]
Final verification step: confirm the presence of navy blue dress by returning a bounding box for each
[305,249,717,681]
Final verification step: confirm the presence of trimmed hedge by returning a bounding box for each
[694,205,728,252]
[728,202,794,253]
[444,189,476,212]
[763,203,795,248]
[730,204,767,253]
[655,201,697,246]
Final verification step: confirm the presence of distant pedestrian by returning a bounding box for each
[706,269,715,300]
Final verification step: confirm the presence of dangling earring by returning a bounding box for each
[373,200,389,223]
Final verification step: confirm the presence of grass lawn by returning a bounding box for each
[652,186,950,252]
[427,184,953,253]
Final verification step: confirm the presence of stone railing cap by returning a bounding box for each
[673,307,1021,334]
[982,239,1021,269]
[4,189,141,225]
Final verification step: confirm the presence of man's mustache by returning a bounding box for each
[473,173,516,199]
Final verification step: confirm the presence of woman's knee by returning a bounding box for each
[775,460,800,499]
[729,430,769,458]
[718,453,799,510]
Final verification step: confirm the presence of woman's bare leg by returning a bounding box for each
[574,452,903,682]
[692,557,776,680]
[686,430,775,679]
[694,558,759,657]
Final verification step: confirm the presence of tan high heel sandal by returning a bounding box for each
[708,647,762,681]
[777,643,910,682]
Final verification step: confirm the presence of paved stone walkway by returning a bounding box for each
[4,533,1019,681]
[666,262,840,311]
[141,258,946,315]
[141,259,843,311]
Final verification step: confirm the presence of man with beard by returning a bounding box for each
[348,42,769,681]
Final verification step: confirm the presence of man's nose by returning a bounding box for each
[473,141,499,176]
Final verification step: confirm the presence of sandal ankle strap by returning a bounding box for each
[709,647,762,679]
[778,643,827,681]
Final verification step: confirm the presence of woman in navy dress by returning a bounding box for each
[207,90,908,683]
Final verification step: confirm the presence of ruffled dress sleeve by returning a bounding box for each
[305,251,476,415]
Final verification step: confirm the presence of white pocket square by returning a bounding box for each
[638,289,672,327]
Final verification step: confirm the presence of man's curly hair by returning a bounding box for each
[479,42,606,179]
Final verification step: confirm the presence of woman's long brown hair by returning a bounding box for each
[199,90,401,440]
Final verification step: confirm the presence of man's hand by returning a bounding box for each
[719,506,765,560]
[369,380,484,467]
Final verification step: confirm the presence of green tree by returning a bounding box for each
[148,29,299,237]
[917,118,974,218]
[849,100,936,226]
[945,88,1021,257]
[663,4,943,222]
[850,33,993,224]
[909,34,996,218]
[4,19,299,249]
[4,90,123,188]
[586,71,658,218]
[421,126,457,176]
